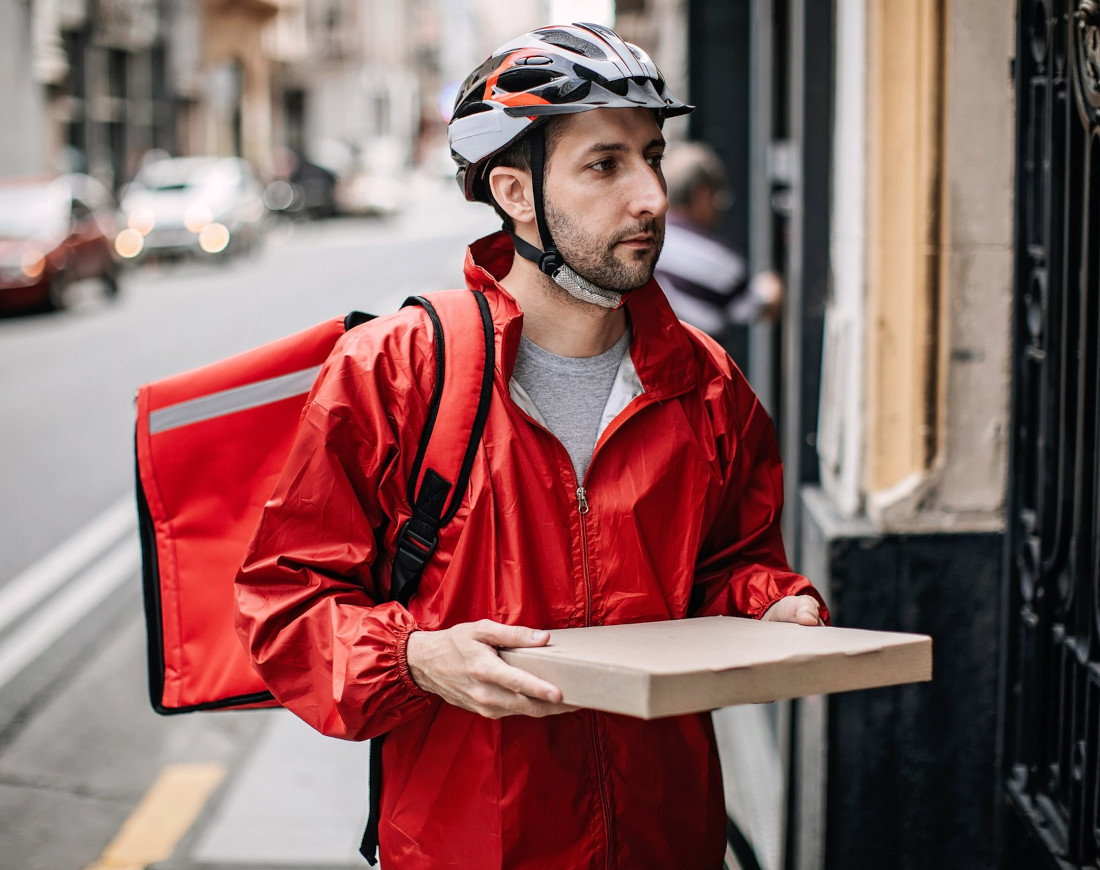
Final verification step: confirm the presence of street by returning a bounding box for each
[0,178,499,870]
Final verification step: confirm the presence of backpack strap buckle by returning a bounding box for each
[394,518,439,576]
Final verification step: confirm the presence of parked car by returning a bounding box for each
[334,165,404,217]
[0,173,122,312]
[263,150,338,222]
[332,138,406,217]
[117,156,266,261]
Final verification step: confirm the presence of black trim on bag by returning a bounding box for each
[401,295,447,509]
[443,290,495,525]
[152,690,276,715]
[136,428,168,712]
[344,311,376,331]
[397,291,495,525]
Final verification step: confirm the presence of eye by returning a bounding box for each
[647,152,665,169]
[590,158,615,172]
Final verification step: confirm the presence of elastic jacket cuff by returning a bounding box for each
[395,624,431,699]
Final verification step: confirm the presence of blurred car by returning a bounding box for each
[0,173,122,312]
[334,166,404,217]
[332,138,406,217]
[263,151,338,222]
[117,156,266,262]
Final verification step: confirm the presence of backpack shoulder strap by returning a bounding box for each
[360,287,494,866]
[388,288,495,606]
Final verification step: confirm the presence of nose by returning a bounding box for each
[630,161,668,220]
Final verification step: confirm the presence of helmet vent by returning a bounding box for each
[537,29,608,60]
[453,101,492,119]
[496,68,561,93]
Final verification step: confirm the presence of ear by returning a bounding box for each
[488,166,535,225]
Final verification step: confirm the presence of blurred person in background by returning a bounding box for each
[235,22,825,870]
[655,141,782,358]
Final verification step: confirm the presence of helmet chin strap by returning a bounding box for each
[509,128,623,310]
[509,233,623,309]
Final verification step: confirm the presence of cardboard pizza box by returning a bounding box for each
[499,616,932,719]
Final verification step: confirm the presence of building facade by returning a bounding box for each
[11,0,547,190]
[3,0,49,176]
[15,0,277,189]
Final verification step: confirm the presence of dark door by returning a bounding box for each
[1004,2,1100,866]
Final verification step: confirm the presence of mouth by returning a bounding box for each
[617,235,655,248]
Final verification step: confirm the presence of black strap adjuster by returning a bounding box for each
[394,520,439,574]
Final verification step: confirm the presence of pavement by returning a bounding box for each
[169,711,373,869]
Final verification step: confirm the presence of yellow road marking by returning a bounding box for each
[84,763,225,870]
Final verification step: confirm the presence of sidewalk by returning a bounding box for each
[165,710,372,869]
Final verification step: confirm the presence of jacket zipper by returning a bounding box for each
[511,375,663,867]
[576,484,612,868]
[577,486,592,625]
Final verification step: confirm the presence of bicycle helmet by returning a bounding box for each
[448,23,693,307]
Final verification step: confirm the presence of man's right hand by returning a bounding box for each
[406,620,576,719]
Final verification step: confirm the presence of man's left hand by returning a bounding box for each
[761,595,823,626]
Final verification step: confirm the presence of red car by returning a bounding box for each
[0,174,121,312]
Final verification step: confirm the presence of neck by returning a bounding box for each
[500,236,627,358]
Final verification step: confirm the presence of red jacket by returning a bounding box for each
[236,232,826,870]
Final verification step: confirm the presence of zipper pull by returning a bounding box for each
[577,486,590,515]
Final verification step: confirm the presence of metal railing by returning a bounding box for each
[1005,2,1100,866]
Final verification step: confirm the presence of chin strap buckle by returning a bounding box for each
[538,250,562,275]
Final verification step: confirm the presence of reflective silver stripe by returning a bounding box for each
[148,366,322,434]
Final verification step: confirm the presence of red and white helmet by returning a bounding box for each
[449,22,692,203]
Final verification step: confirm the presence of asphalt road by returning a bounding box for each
[0,179,499,870]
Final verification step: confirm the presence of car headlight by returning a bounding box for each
[20,247,45,279]
[184,203,213,234]
[128,207,156,235]
[199,223,231,254]
[115,228,145,259]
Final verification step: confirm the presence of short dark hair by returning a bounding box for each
[483,119,564,233]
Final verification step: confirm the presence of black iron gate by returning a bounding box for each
[1005,1,1100,866]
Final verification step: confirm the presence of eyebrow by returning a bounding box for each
[580,138,667,158]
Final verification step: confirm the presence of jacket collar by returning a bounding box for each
[463,232,700,400]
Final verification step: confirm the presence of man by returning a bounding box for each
[236,22,825,870]
[655,142,782,354]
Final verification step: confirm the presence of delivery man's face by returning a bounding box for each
[543,108,668,292]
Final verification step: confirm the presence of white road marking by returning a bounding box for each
[0,535,140,690]
[0,496,135,635]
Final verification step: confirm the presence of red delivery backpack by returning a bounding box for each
[135,288,495,716]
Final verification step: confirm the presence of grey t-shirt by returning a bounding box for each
[511,329,631,482]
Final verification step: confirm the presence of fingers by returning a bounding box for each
[463,680,576,719]
[763,595,823,626]
[452,656,569,718]
[471,619,550,649]
[789,596,821,626]
[469,620,561,701]
[468,646,563,704]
